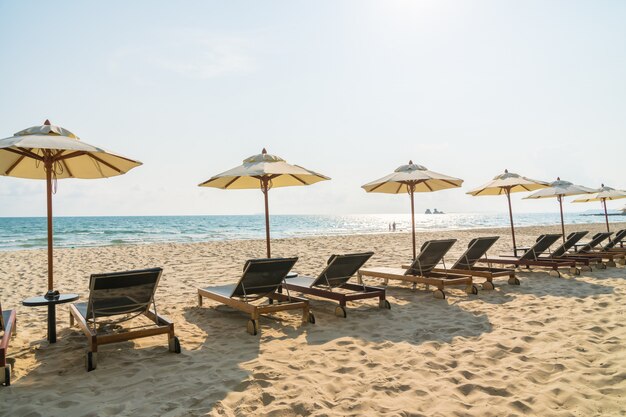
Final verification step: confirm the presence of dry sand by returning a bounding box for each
[1,222,625,416]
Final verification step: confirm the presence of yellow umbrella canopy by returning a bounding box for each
[0,120,142,296]
[199,148,330,257]
[572,184,626,232]
[524,177,595,242]
[466,169,549,250]
[362,161,463,259]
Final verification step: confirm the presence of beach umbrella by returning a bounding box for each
[466,169,549,252]
[199,148,330,258]
[361,161,463,259]
[571,184,626,233]
[0,120,142,297]
[524,177,595,242]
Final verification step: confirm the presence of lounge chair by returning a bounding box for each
[573,232,612,253]
[281,252,390,318]
[539,231,606,271]
[423,236,519,288]
[0,302,16,386]
[69,268,180,372]
[357,239,478,300]
[602,229,626,252]
[573,232,625,267]
[198,257,314,336]
[477,234,578,277]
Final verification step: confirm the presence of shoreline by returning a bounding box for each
[1,219,622,253]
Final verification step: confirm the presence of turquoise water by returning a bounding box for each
[0,212,618,251]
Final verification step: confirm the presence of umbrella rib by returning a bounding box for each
[289,174,307,185]
[424,181,433,192]
[4,154,26,175]
[88,153,122,174]
[440,179,460,188]
[57,151,87,161]
[60,159,73,177]
[223,176,241,188]
[367,182,385,193]
[3,147,44,161]
[396,183,403,194]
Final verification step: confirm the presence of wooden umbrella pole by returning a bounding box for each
[505,188,517,252]
[409,184,416,260]
[45,157,54,294]
[558,195,565,242]
[261,178,271,258]
[602,198,610,233]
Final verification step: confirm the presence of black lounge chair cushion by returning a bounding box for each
[204,258,298,299]
[452,237,499,269]
[405,239,456,276]
[519,234,561,260]
[284,275,316,288]
[86,268,163,319]
[74,297,145,319]
[310,252,374,288]
[201,284,238,298]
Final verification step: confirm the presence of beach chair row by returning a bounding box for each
[1,230,624,383]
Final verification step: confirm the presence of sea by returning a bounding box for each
[0,212,619,251]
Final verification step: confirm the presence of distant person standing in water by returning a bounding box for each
[388,223,391,231]
[392,221,396,232]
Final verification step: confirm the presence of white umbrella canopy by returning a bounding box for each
[362,161,463,194]
[362,161,463,259]
[0,122,141,179]
[572,184,626,232]
[0,120,142,297]
[199,149,329,189]
[524,177,595,242]
[199,148,330,257]
[466,169,549,251]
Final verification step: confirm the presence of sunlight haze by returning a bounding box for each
[1,0,624,217]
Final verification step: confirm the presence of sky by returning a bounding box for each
[0,0,625,217]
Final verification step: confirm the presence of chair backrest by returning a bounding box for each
[86,268,163,319]
[551,231,588,257]
[231,257,298,298]
[519,234,562,260]
[405,239,456,276]
[451,236,499,270]
[577,232,612,253]
[311,252,374,288]
[603,229,626,250]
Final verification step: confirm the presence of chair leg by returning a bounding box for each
[198,294,203,307]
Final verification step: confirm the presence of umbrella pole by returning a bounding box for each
[505,188,517,252]
[602,198,610,233]
[409,185,416,260]
[558,195,565,242]
[261,178,271,258]
[45,158,54,295]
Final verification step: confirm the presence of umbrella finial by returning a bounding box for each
[262,148,267,155]
[408,160,413,165]
[44,119,51,126]
[504,169,508,173]
[557,177,560,181]
[601,183,605,187]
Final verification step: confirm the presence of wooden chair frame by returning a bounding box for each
[197,289,312,336]
[69,268,180,371]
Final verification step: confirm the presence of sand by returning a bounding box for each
[1,222,625,416]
